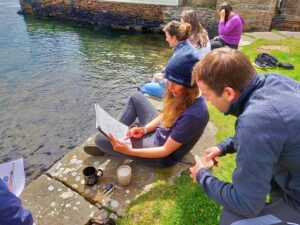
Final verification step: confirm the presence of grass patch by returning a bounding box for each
[117,35,300,225]
[118,171,221,225]
[198,0,217,9]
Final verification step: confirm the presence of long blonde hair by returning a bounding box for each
[161,86,199,128]
[181,10,209,49]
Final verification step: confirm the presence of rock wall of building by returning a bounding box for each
[19,0,300,33]
[19,0,165,31]
[216,0,277,32]
[162,6,217,37]
[271,0,300,31]
[19,0,218,34]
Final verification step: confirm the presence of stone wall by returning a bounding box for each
[19,0,300,33]
[216,0,277,32]
[271,0,300,31]
[19,0,165,31]
[19,0,218,34]
[162,6,218,37]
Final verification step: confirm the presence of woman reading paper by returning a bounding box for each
[84,44,209,167]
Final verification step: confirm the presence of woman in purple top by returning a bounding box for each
[211,2,244,50]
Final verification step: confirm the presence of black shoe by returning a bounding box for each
[253,60,267,69]
[83,136,105,156]
[84,145,105,156]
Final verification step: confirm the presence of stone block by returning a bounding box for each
[20,175,99,225]
[47,138,158,216]
[249,32,284,40]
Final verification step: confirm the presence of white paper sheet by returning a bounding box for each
[95,104,132,147]
[0,158,25,196]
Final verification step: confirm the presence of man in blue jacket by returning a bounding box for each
[190,47,300,224]
[0,178,33,225]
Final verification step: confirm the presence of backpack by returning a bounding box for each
[254,53,294,70]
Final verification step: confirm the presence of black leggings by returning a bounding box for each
[210,36,238,50]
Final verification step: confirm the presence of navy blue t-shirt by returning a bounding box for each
[155,95,209,146]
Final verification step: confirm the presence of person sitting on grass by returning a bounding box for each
[210,2,244,50]
[84,50,209,167]
[190,47,300,224]
[180,9,211,58]
[139,20,199,99]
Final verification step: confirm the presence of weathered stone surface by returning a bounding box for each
[278,31,300,39]
[162,6,218,38]
[272,0,300,31]
[46,114,216,216]
[20,174,99,225]
[216,0,277,32]
[145,95,163,111]
[239,34,256,47]
[248,32,284,40]
[47,139,158,216]
[19,0,300,33]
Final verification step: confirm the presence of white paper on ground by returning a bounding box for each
[0,158,25,196]
[95,104,132,147]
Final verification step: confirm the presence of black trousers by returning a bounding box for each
[210,36,239,50]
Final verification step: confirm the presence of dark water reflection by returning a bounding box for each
[0,0,171,184]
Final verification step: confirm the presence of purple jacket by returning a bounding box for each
[219,14,244,45]
[0,179,33,225]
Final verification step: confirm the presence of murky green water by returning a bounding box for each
[0,0,171,183]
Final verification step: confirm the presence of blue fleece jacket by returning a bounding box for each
[197,73,300,217]
[0,179,33,225]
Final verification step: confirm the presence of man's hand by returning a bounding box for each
[109,133,132,154]
[190,155,206,183]
[204,146,222,166]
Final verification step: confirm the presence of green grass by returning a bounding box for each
[199,0,217,9]
[117,35,300,225]
[118,172,221,225]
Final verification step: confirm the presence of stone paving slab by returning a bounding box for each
[47,140,159,216]
[240,34,256,47]
[46,120,216,216]
[244,32,284,40]
[278,31,300,38]
[20,175,99,225]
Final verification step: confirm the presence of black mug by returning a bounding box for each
[83,166,103,186]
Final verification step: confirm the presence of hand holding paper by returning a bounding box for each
[95,104,132,147]
[109,133,132,155]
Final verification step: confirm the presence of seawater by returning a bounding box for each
[0,0,171,183]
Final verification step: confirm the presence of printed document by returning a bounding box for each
[95,104,132,147]
[0,158,25,196]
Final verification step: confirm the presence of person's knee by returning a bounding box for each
[130,91,144,101]
[95,134,110,147]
